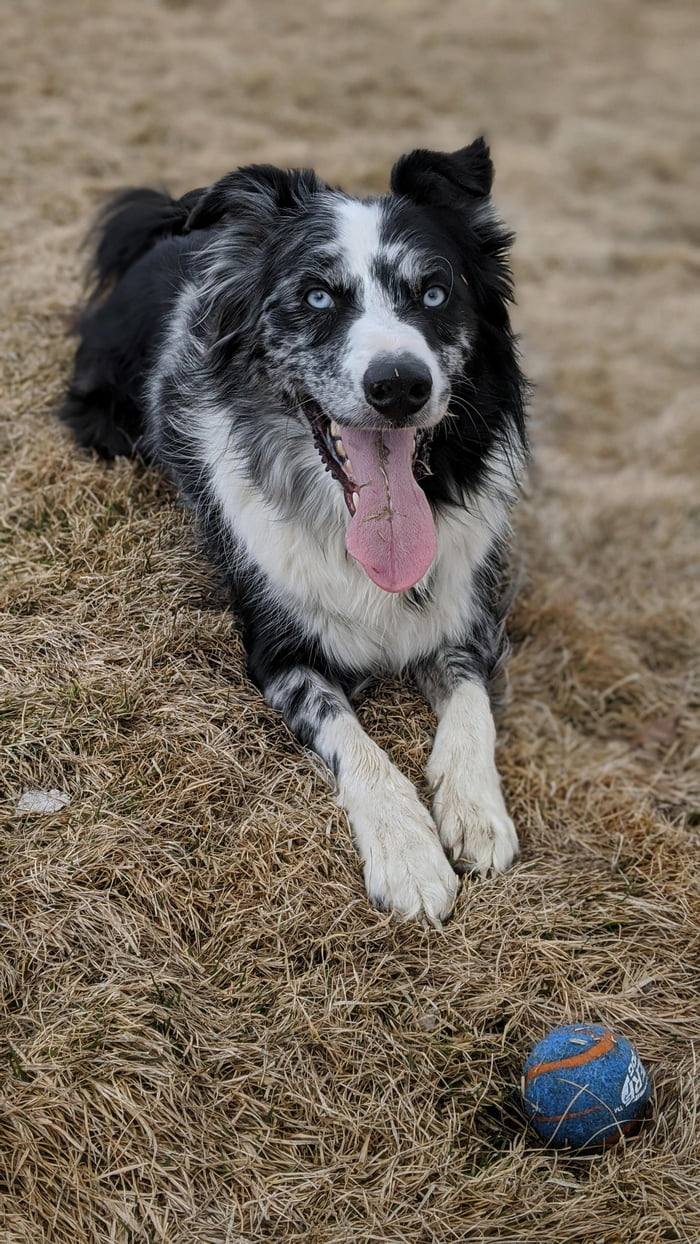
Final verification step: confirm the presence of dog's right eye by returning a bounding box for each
[305,289,335,310]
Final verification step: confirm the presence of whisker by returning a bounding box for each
[449,393,494,440]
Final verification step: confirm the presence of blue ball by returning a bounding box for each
[521,1023,651,1150]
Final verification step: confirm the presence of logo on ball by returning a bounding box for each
[621,1049,649,1107]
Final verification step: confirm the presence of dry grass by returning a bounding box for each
[2,1,699,1240]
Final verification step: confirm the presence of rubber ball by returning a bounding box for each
[521,1023,651,1150]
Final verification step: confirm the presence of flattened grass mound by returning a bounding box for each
[1,1,699,1240]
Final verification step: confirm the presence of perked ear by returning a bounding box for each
[390,137,494,207]
[184,164,324,232]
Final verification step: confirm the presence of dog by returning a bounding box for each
[59,139,528,925]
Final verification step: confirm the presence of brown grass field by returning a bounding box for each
[2,1,699,1240]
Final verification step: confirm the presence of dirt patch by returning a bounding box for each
[1,1,699,1241]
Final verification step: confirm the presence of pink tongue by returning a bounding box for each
[340,425,437,593]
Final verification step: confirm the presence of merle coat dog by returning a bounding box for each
[60,139,528,924]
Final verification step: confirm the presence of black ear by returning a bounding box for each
[184,164,324,232]
[393,139,515,327]
[390,137,494,207]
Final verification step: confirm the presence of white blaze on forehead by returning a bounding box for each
[333,197,384,287]
[333,198,422,300]
[332,197,443,393]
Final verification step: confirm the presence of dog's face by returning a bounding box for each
[256,193,467,433]
[186,142,515,591]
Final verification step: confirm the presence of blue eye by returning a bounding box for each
[423,285,448,308]
[305,289,335,310]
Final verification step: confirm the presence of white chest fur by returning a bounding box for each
[196,403,513,673]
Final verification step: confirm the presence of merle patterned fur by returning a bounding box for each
[59,140,529,923]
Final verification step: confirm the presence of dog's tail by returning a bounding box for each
[87,186,203,297]
[57,187,204,460]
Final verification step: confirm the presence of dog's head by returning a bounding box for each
[186,142,520,592]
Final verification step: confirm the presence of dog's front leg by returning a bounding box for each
[418,666,519,876]
[264,667,459,924]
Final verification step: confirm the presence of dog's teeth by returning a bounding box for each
[330,420,341,439]
[334,436,346,461]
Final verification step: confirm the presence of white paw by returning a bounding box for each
[429,769,519,876]
[350,778,460,925]
[426,682,519,876]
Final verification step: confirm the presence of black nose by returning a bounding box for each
[363,352,433,423]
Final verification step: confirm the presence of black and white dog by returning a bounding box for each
[60,139,528,924]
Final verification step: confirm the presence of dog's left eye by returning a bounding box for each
[305,289,335,310]
[423,286,448,308]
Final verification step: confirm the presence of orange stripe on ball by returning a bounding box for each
[535,1103,601,1123]
[599,1117,643,1147]
[524,1028,616,1084]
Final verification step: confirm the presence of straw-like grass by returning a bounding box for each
[2,1,699,1240]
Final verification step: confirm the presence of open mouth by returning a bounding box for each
[309,412,359,514]
[308,409,433,516]
[306,406,437,593]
